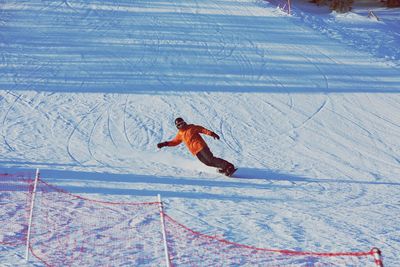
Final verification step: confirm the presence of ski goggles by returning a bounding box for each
[175,119,186,129]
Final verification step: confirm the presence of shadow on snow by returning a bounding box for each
[2,166,397,202]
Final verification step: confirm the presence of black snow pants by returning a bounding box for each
[196,146,233,171]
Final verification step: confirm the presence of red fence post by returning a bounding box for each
[372,247,384,267]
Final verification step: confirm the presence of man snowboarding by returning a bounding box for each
[157,117,236,176]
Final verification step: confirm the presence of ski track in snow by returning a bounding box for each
[1,0,400,265]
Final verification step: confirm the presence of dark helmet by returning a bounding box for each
[174,117,186,129]
[175,117,184,126]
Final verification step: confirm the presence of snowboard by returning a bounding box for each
[217,167,238,177]
[226,168,238,177]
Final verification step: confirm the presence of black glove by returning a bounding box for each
[157,142,168,149]
[211,132,220,140]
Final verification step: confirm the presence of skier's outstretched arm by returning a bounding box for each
[157,134,182,149]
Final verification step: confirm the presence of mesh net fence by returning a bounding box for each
[0,171,382,266]
[0,172,33,246]
[163,213,377,267]
[29,179,164,266]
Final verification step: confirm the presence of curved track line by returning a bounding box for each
[122,96,136,150]
[107,107,118,148]
[1,93,21,152]
[66,103,102,166]
[87,110,108,167]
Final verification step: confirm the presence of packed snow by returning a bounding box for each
[1,0,399,266]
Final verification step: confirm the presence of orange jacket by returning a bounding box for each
[166,124,214,155]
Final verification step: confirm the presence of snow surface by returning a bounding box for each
[1,0,399,265]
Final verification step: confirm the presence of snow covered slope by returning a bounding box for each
[1,0,399,265]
